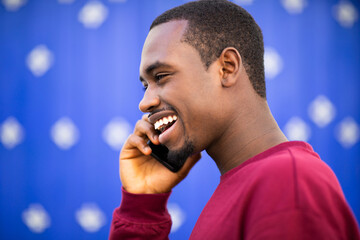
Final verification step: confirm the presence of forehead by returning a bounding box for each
[140,20,188,74]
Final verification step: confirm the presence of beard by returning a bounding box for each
[167,138,195,168]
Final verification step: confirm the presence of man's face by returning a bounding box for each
[139,20,223,160]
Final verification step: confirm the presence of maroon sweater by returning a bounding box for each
[109,141,360,239]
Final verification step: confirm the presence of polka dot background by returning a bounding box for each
[0,0,359,239]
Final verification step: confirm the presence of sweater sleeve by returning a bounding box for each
[109,188,172,240]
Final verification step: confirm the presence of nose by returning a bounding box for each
[139,87,160,113]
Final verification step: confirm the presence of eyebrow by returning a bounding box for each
[139,61,172,83]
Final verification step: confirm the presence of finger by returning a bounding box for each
[142,113,150,121]
[134,119,160,144]
[123,133,152,156]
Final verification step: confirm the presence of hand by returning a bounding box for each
[119,114,201,194]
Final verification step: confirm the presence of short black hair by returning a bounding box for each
[150,0,266,98]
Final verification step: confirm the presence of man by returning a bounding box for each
[109,0,360,239]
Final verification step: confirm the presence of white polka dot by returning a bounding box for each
[75,203,106,233]
[335,117,359,148]
[78,1,108,29]
[26,45,54,77]
[22,204,51,233]
[333,1,358,28]
[284,117,311,141]
[264,47,283,80]
[168,203,186,233]
[308,95,336,128]
[50,117,79,150]
[281,0,307,14]
[0,117,24,149]
[2,0,27,11]
[102,117,131,151]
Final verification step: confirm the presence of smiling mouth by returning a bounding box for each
[154,115,177,133]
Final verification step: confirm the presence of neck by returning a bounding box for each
[206,100,288,175]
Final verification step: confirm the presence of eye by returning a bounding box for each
[154,73,170,81]
[141,82,148,91]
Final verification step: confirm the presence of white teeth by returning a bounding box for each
[154,115,177,130]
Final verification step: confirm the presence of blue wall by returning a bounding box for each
[0,0,359,239]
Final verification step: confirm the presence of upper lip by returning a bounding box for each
[148,109,178,125]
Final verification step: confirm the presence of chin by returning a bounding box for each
[167,138,195,165]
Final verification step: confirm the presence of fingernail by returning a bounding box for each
[144,146,150,152]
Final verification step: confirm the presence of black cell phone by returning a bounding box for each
[147,140,182,172]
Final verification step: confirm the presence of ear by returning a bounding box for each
[219,47,242,88]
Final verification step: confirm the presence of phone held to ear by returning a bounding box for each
[147,140,182,172]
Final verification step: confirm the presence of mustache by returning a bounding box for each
[148,106,177,119]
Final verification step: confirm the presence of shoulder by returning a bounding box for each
[249,141,338,187]
[239,142,360,240]
[242,141,346,212]
[223,141,337,186]
[222,141,344,204]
